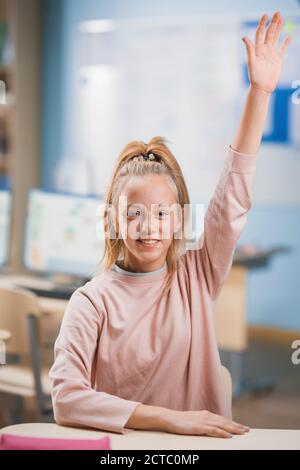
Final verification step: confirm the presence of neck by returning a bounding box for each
[120,257,167,273]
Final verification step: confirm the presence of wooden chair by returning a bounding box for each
[0,330,11,342]
[0,287,52,423]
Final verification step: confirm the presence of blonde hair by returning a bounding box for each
[98,136,191,297]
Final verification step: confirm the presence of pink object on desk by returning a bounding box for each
[0,433,111,450]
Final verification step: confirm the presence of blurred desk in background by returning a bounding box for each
[233,246,291,269]
[0,274,67,348]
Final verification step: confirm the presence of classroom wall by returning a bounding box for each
[41,0,300,331]
[240,206,300,330]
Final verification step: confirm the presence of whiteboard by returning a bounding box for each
[55,15,300,206]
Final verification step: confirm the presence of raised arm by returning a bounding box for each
[232,11,291,154]
[182,12,291,300]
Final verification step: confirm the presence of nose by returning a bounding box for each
[139,210,159,237]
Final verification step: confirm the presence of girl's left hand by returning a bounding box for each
[242,11,292,94]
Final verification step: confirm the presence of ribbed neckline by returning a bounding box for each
[109,261,168,284]
[113,261,167,276]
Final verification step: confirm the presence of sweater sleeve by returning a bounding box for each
[182,144,258,301]
[49,289,141,434]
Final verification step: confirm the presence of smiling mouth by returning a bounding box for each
[137,239,160,246]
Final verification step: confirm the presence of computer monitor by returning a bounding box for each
[0,190,12,269]
[24,189,105,278]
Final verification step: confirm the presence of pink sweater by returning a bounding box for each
[49,145,257,434]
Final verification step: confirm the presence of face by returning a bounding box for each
[117,174,182,272]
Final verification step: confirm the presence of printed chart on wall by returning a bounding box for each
[66,14,300,206]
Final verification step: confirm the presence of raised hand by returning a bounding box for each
[242,11,292,94]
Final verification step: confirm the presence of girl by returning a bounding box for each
[50,12,291,438]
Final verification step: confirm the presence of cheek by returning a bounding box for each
[159,216,178,239]
[122,230,138,254]
[160,239,173,251]
[172,209,182,233]
[121,218,140,240]
[129,219,141,239]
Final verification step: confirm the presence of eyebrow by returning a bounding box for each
[126,203,168,207]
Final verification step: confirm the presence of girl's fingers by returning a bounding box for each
[206,412,250,433]
[218,421,249,433]
[219,423,248,434]
[279,35,292,56]
[207,412,245,427]
[210,415,250,431]
[255,14,268,45]
[272,13,283,45]
[204,426,232,439]
[242,36,255,59]
[227,419,250,430]
[265,12,281,44]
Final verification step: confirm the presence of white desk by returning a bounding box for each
[1,423,300,450]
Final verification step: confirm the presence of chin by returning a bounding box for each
[137,251,161,260]
[134,247,164,261]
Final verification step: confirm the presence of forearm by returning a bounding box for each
[231,84,272,155]
[125,403,169,431]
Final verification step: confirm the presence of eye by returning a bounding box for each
[157,209,170,218]
[127,208,141,218]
